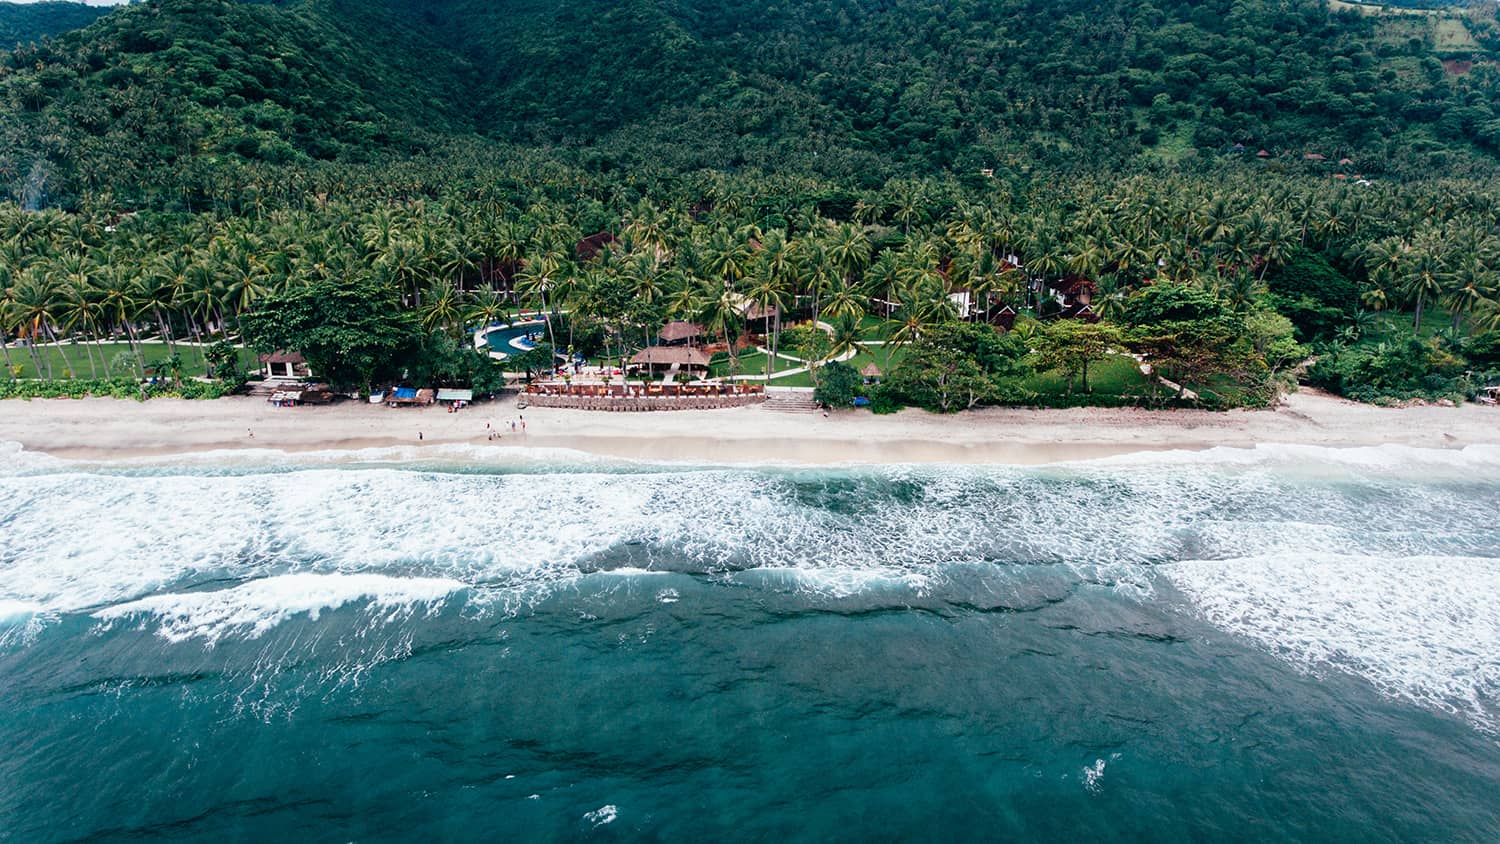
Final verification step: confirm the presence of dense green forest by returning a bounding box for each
[0,2,109,48]
[0,0,1497,409]
[2,0,1500,208]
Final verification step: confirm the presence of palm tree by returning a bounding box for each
[702,228,753,291]
[826,223,872,287]
[10,270,65,378]
[1442,254,1494,332]
[93,263,148,378]
[218,246,269,331]
[149,251,196,353]
[700,286,744,376]
[45,252,102,376]
[514,252,562,354]
[58,279,103,378]
[820,277,866,325]
[1400,241,1446,335]
[420,280,466,339]
[467,288,511,337]
[0,268,23,377]
[885,308,927,354]
[825,314,867,362]
[746,273,791,380]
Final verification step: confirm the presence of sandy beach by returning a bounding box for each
[0,389,1495,464]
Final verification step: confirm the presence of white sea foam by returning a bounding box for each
[0,440,63,473]
[583,805,618,827]
[93,573,465,643]
[0,599,43,621]
[3,450,1492,616]
[1081,756,1116,794]
[1164,553,1500,732]
[1074,442,1500,474]
[3,440,1498,740]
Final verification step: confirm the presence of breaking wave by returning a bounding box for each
[1164,553,1500,734]
[93,573,465,644]
[2,440,1498,732]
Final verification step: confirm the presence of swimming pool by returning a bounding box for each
[478,320,559,360]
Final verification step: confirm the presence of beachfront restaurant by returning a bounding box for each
[628,346,712,379]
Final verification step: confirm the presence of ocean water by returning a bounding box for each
[2,441,1499,842]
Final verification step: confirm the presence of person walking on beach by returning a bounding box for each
[418,431,423,441]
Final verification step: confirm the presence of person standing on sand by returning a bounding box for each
[247,428,254,439]
[418,431,423,441]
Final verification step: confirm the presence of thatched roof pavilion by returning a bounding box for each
[630,346,712,372]
[658,321,704,344]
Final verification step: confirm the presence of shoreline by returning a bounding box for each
[1,389,1496,466]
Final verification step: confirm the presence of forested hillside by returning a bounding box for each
[0,0,1498,208]
[0,2,109,48]
[0,0,476,208]
[398,0,1500,176]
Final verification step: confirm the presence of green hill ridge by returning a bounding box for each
[2,0,1499,206]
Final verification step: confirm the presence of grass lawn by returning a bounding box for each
[1433,17,1479,51]
[1,342,254,380]
[711,347,814,379]
[1022,353,1154,398]
[844,344,906,376]
[1358,309,1458,347]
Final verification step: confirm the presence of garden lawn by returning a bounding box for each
[1,342,254,380]
[1022,353,1154,398]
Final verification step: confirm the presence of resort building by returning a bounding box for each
[658,321,704,346]
[258,351,312,380]
[628,346,712,378]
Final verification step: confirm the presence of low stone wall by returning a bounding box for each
[521,393,767,411]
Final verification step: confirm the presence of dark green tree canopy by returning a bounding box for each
[240,279,421,389]
[813,359,860,407]
[883,322,1033,412]
[4,0,1500,207]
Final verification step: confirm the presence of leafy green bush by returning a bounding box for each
[1306,337,1470,403]
[0,378,240,401]
[812,360,859,407]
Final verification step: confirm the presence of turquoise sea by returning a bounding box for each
[1,441,1498,842]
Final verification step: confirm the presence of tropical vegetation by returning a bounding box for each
[0,0,1498,409]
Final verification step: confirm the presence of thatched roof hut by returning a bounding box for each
[629,346,712,372]
[658,321,704,343]
[742,302,779,322]
[860,363,883,379]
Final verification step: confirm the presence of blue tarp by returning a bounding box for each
[393,387,418,400]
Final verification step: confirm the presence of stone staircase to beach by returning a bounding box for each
[763,393,821,414]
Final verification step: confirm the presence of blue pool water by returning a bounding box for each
[480,320,549,358]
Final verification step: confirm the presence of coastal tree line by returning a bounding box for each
[2,166,1497,407]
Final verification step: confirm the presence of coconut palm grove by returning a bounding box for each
[0,0,1498,408]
